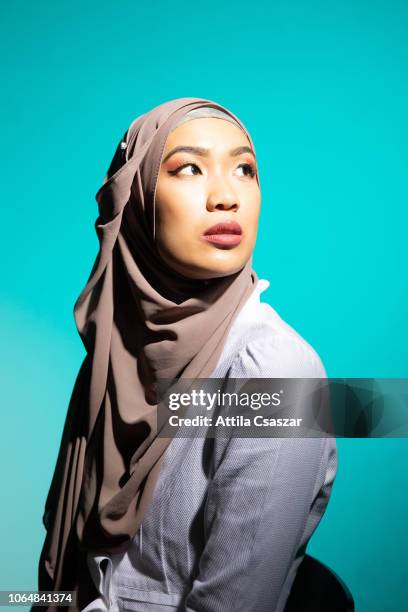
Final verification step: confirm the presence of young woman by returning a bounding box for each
[35,97,337,612]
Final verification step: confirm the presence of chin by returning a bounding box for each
[159,246,248,280]
[187,259,247,280]
[204,251,247,273]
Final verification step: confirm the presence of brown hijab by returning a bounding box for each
[36,97,259,609]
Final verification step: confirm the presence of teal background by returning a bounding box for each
[1,1,407,610]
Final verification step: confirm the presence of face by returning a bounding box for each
[153,117,261,280]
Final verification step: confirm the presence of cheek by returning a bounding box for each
[156,182,205,228]
[242,197,261,232]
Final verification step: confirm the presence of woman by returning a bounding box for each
[35,97,337,612]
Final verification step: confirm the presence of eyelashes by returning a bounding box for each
[168,162,257,178]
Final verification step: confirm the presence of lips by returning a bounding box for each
[201,220,243,248]
[203,220,242,236]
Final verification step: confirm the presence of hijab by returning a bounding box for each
[36,97,259,609]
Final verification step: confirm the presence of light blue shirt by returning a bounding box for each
[82,278,337,612]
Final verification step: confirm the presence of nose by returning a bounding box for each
[206,176,239,212]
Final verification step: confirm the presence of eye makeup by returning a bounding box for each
[165,157,257,178]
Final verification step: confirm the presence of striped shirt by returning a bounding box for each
[82,278,337,612]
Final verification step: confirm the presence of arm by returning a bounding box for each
[183,335,337,612]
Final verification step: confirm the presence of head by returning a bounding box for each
[153,107,261,280]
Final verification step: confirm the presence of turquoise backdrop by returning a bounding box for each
[1,1,407,611]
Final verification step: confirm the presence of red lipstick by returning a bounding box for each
[201,220,243,247]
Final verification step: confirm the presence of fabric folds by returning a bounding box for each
[35,97,259,611]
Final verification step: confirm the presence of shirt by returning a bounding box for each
[82,277,337,612]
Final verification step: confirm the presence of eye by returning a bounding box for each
[169,163,202,176]
[236,163,256,178]
[168,161,257,178]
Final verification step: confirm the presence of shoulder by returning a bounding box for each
[228,279,327,379]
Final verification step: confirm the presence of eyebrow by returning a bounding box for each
[162,145,256,164]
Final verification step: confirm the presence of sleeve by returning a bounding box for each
[183,334,337,612]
